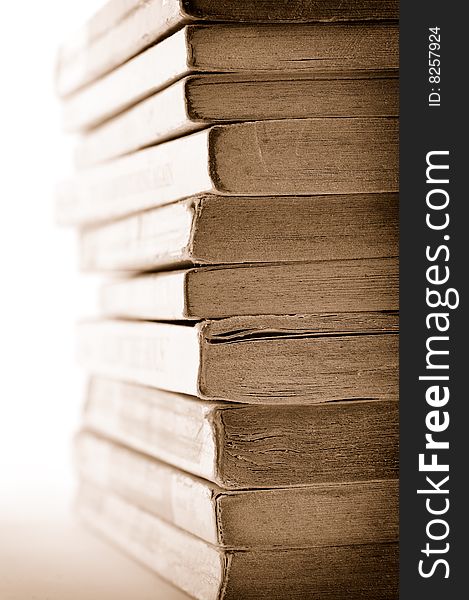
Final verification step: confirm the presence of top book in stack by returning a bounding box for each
[56,0,399,98]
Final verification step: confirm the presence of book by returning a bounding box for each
[97,258,398,320]
[75,74,399,167]
[57,0,401,594]
[57,2,399,96]
[57,118,399,226]
[77,314,398,403]
[79,193,399,272]
[76,431,398,548]
[62,23,399,132]
[81,378,398,488]
[78,483,399,600]
[56,0,139,66]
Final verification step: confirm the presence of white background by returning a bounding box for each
[0,0,102,509]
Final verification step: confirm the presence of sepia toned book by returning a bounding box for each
[62,23,399,132]
[76,431,398,548]
[81,378,398,488]
[56,0,399,96]
[57,118,399,226]
[57,1,401,594]
[74,74,399,166]
[96,258,398,320]
[78,483,398,600]
[77,314,398,404]
[79,193,398,272]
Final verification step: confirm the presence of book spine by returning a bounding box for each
[77,483,224,600]
[76,433,220,544]
[57,129,211,226]
[57,0,186,96]
[81,200,195,272]
[82,377,219,481]
[75,80,195,168]
[63,29,190,132]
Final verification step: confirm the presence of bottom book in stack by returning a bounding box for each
[75,378,398,599]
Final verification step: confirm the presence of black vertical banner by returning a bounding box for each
[400,3,467,598]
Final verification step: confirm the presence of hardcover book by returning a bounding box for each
[97,259,398,320]
[81,378,398,488]
[57,118,399,225]
[74,74,399,166]
[78,483,399,600]
[77,314,399,403]
[55,1,402,596]
[57,1,399,96]
[79,193,398,272]
[77,431,398,548]
[62,23,398,132]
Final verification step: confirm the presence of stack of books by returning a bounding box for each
[57,1,399,598]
